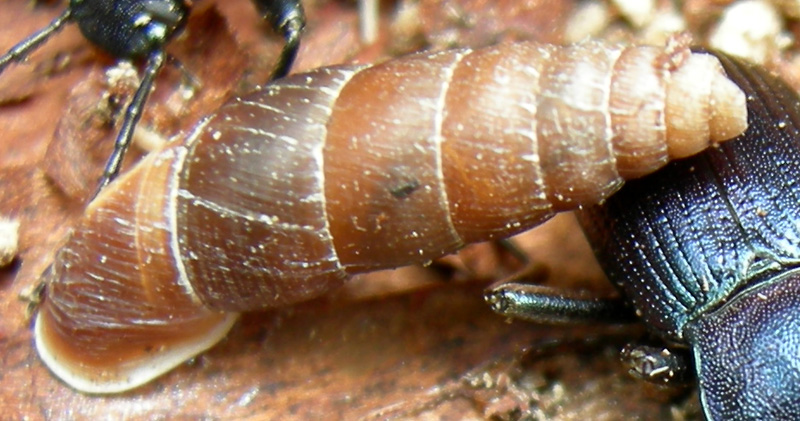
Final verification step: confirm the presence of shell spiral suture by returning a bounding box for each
[35,40,747,393]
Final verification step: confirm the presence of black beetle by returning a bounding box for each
[0,0,305,193]
[488,51,800,420]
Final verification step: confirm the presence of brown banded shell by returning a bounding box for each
[35,40,747,393]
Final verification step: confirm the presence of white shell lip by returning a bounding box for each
[34,312,239,394]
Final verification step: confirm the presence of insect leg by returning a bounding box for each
[0,8,72,73]
[485,282,637,325]
[253,0,306,79]
[494,238,532,266]
[620,344,693,387]
[93,49,166,196]
[487,266,691,388]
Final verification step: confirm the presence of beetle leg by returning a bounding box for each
[0,8,72,73]
[94,49,166,195]
[620,344,693,387]
[166,55,202,97]
[494,238,531,266]
[19,276,47,321]
[485,281,637,325]
[253,0,306,79]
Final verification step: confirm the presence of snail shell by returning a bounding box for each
[35,40,746,393]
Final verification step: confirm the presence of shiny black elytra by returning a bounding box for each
[0,0,305,195]
[487,52,800,420]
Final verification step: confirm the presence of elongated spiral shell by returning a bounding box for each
[35,40,747,393]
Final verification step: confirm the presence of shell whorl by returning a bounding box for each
[35,40,747,393]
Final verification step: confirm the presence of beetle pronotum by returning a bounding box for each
[570,51,800,419]
[35,40,747,393]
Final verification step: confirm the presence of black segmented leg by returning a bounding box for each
[253,0,306,79]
